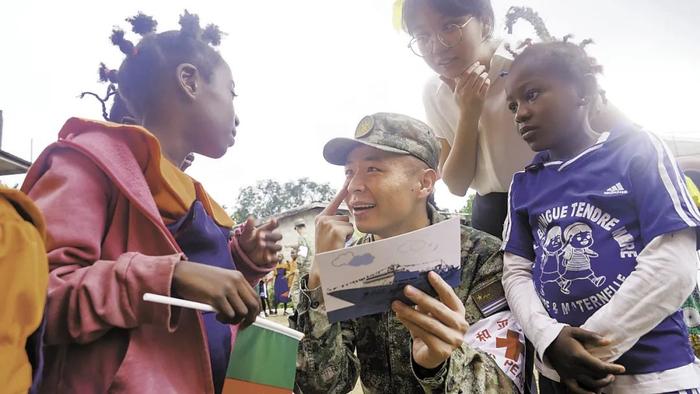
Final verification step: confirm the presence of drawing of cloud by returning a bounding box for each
[331,252,355,267]
[398,240,438,253]
[348,253,375,267]
[331,252,375,267]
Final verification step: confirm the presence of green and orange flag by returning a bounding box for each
[142,293,304,394]
[223,318,304,393]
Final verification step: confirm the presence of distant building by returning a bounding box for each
[0,110,32,176]
[0,150,31,176]
[666,135,700,186]
[664,135,700,159]
[268,202,350,259]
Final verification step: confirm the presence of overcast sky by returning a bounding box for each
[1,0,698,211]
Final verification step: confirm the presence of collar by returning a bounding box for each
[57,117,233,227]
[524,122,639,173]
[525,131,611,173]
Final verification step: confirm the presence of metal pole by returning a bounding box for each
[0,110,4,150]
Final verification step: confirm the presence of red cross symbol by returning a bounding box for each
[496,330,524,361]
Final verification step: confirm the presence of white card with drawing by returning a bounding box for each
[316,217,462,323]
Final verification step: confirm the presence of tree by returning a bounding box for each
[459,192,476,217]
[232,178,336,223]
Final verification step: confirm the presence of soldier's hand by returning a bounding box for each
[308,181,352,289]
[546,327,625,394]
[392,272,469,369]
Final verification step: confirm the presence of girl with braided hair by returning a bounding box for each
[502,20,700,394]
[21,11,282,393]
[84,63,195,170]
[400,2,626,240]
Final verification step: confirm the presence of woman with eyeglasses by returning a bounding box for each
[401,0,624,239]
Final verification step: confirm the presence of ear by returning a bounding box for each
[176,63,200,100]
[578,73,598,105]
[417,168,438,199]
[480,20,492,41]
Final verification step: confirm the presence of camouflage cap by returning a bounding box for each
[323,112,441,170]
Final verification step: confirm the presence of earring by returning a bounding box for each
[578,97,587,106]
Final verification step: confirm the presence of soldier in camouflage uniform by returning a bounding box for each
[290,113,518,393]
[291,219,313,305]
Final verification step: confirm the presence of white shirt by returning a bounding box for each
[503,228,700,393]
[422,40,534,195]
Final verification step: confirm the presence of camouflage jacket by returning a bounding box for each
[297,234,313,272]
[290,206,517,394]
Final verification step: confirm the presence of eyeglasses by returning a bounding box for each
[408,17,474,57]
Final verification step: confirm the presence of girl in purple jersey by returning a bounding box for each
[501,9,700,394]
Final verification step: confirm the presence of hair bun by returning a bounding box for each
[579,38,594,49]
[179,10,201,39]
[202,23,224,46]
[110,28,135,56]
[98,62,119,83]
[127,12,158,36]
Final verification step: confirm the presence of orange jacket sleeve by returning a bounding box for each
[0,189,48,393]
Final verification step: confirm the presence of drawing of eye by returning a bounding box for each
[683,307,700,327]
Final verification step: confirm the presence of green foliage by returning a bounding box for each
[459,193,476,217]
[232,178,336,223]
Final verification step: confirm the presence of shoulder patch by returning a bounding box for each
[471,278,507,317]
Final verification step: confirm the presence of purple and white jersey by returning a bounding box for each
[503,124,700,374]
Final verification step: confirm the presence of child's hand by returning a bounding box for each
[545,327,625,394]
[392,272,469,369]
[172,261,261,328]
[450,61,490,118]
[238,218,283,266]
